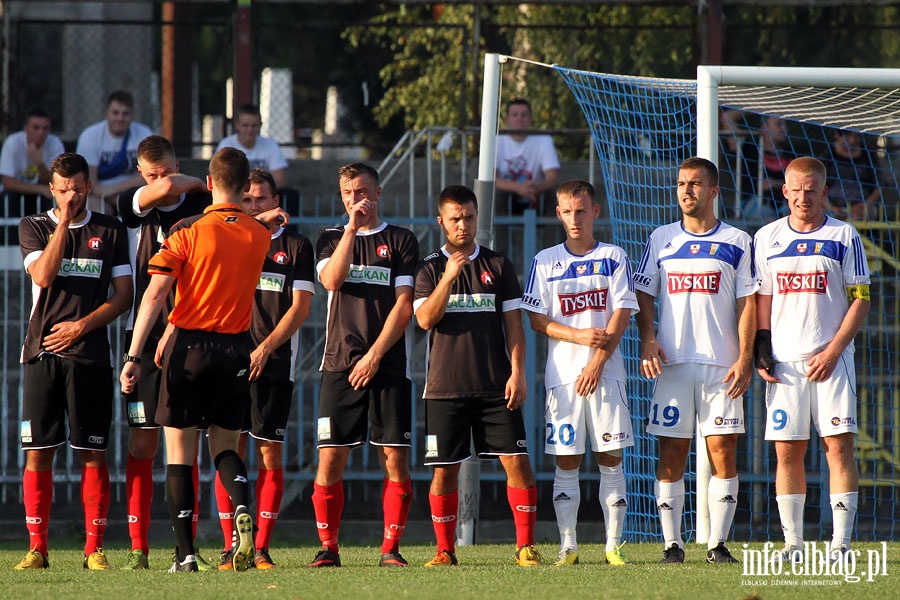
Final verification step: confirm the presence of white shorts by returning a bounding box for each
[544,379,634,456]
[646,363,745,439]
[764,352,858,441]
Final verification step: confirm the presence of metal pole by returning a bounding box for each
[458,52,504,547]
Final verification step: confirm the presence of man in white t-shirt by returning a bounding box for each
[495,98,560,214]
[0,107,65,199]
[76,90,153,208]
[753,156,870,564]
[634,157,758,565]
[216,105,288,190]
[521,179,637,567]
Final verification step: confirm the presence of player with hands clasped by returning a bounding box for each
[521,180,638,567]
[753,156,870,564]
[634,157,758,565]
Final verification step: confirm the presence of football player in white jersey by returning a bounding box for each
[522,180,638,566]
[753,157,870,564]
[634,157,758,564]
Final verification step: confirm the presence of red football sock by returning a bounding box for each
[23,469,52,555]
[125,456,154,553]
[214,471,235,550]
[311,481,343,552]
[429,490,458,553]
[192,458,200,539]
[82,464,110,556]
[507,485,537,548]
[381,479,412,554]
[254,467,284,550]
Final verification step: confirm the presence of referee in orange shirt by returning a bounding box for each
[119,148,272,572]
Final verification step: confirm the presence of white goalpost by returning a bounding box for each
[693,64,900,544]
[473,53,900,547]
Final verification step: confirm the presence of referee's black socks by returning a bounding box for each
[166,464,195,559]
[214,450,251,509]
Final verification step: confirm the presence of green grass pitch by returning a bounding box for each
[4,542,898,599]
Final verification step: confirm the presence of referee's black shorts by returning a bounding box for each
[157,328,251,430]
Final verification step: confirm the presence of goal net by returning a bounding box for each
[551,64,900,543]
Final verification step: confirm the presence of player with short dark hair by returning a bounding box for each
[15,152,133,570]
[213,168,315,571]
[117,134,211,571]
[634,156,758,564]
[521,179,638,567]
[753,156,870,564]
[120,147,271,573]
[416,184,541,568]
[308,162,418,568]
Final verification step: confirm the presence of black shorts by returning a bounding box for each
[424,396,528,465]
[123,331,163,428]
[156,328,251,430]
[21,355,113,451]
[242,376,293,442]
[317,370,411,448]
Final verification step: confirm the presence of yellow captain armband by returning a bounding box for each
[847,284,870,302]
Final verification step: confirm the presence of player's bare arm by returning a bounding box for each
[136,174,206,211]
[723,294,756,399]
[28,190,83,288]
[502,309,527,410]
[348,285,413,391]
[755,293,780,384]
[254,207,290,230]
[318,201,373,290]
[415,252,468,330]
[527,311,608,348]
[806,295,870,382]
[120,273,176,394]
[636,290,667,378]
[249,289,312,381]
[42,273,133,354]
[575,307,631,397]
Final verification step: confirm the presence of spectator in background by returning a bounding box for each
[0,107,65,200]
[216,105,289,190]
[495,98,560,215]
[76,90,153,210]
[739,115,794,221]
[717,107,748,219]
[818,129,881,220]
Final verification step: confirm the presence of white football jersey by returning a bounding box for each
[633,220,758,367]
[522,241,638,388]
[754,216,869,361]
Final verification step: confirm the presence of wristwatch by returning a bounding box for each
[122,353,142,365]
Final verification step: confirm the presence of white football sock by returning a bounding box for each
[707,475,739,549]
[655,479,684,549]
[830,491,858,550]
[552,467,580,552]
[775,494,806,548]
[598,464,627,551]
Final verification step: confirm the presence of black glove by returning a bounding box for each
[753,329,776,376]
